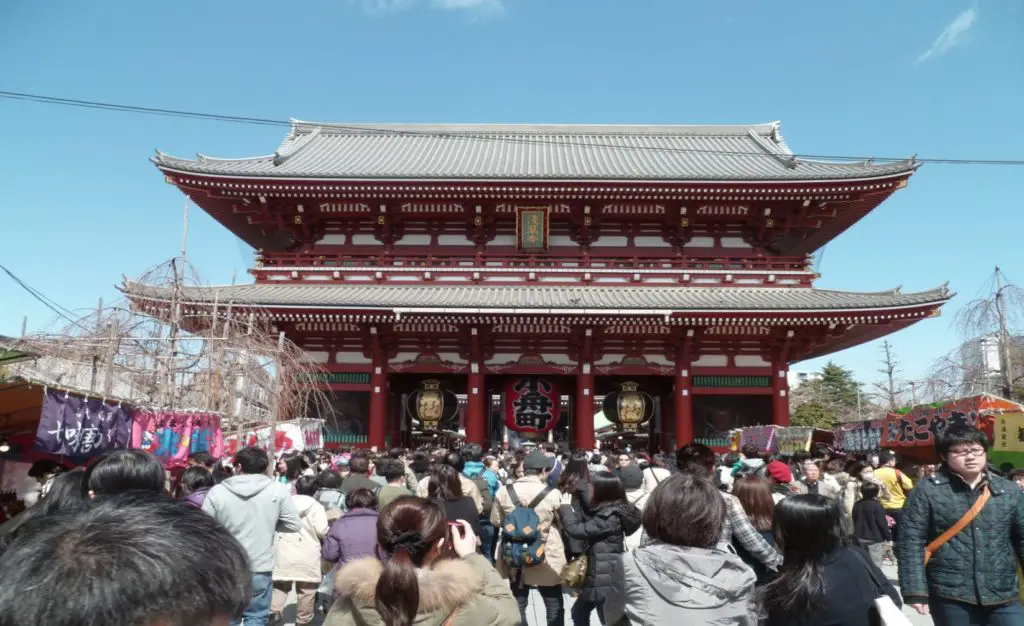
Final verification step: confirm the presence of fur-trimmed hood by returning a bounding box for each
[334,557,481,619]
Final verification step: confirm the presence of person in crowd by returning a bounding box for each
[82,449,166,498]
[415,452,483,514]
[800,459,841,499]
[505,456,526,485]
[314,469,346,522]
[276,453,305,490]
[188,451,216,469]
[557,451,596,561]
[336,455,351,480]
[619,464,648,551]
[178,465,216,509]
[765,458,802,503]
[203,446,301,626]
[0,468,85,544]
[341,455,381,494]
[269,476,329,626]
[1009,468,1024,492]
[760,494,900,626]
[676,444,783,572]
[558,471,642,625]
[605,472,757,624]
[840,461,868,518]
[485,455,505,484]
[326,497,520,626]
[491,450,567,626]
[873,449,913,552]
[376,459,414,511]
[718,453,740,491]
[409,451,432,483]
[540,442,564,488]
[851,481,891,569]
[898,425,1024,624]
[641,453,672,492]
[428,464,484,541]
[730,474,777,585]
[323,488,381,566]
[462,443,500,560]
[17,459,65,507]
[212,458,235,484]
[735,444,768,479]
[387,447,419,491]
[0,492,252,626]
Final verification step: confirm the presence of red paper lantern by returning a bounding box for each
[504,377,561,433]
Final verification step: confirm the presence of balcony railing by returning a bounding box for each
[256,252,812,273]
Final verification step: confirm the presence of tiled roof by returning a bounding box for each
[152,121,917,182]
[125,282,951,313]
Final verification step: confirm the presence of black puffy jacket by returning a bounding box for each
[558,501,642,603]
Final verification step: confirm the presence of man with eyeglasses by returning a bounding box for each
[898,425,1024,625]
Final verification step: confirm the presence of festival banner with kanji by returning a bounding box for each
[740,425,777,453]
[837,420,885,453]
[994,413,1024,452]
[131,411,224,468]
[776,427,814,456]
[880,395,1010,449]
[35,389,133,457]
[504,377,561,433]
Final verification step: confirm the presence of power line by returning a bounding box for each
[3,89,1024,167]
[0,262,85,328]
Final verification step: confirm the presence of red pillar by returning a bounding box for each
[368,330,387,450]
[466,365,486,446]
[673,366,693,449]
[574,364,595,451]
[772,364,790,426]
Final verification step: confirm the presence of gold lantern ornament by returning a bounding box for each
[603,381,655,433]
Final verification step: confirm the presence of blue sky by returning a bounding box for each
[1,0,1022,393]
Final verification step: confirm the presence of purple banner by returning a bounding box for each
[35,389,133,457]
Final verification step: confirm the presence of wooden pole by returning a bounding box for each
[266,330,285,476]
[101,316,120,397]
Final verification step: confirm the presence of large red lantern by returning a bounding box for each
[504,377,561,433]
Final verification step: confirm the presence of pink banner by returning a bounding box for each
[130,411,224,468]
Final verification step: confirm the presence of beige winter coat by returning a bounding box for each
[326,554,520,626]
[490,475,566,588]
[272,495,329,583]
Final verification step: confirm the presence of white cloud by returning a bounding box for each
[431,0,503,10]
[917,6,978,63]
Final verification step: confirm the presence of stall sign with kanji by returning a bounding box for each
[839,420,884,452]
[504,377,561,433]
[881,397,985,448]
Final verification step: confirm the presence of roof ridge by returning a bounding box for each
[286,120,783,137]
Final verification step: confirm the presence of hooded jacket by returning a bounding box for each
[325,554,520,626]
[202,473,301,573]
[604,542,758,626]
[273,495,330,583]
[184,487,211,509]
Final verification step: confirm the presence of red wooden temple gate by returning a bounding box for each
[132,121,950,451]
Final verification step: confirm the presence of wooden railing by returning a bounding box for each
[256,252,811,273]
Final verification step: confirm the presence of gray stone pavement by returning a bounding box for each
[283,562,934,625]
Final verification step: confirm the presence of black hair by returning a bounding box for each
[557,451,592,494]
[642,472,725,548]
[179,466,215,497]
[279,454,305,481]
[349,456,371,475]
[294,475,318,497]
[28,460,64,479]
[0,469,87,550]
[759,494,848,618]
[860,481,880,500]
[937,425,990,458]
[589,471,626,509]
[380,459,407,483]
[389,447,407,460]
[442,452,465,473]
[211,464,233,484]
[461,443,484,463]
[188,452,215,468]
[0,492,251,626]
[315,469,343,490]
[346,488,378,511]
[82,450,166,498]
[676,443,716,475]
[234,447,270,475]
[741,444,761,459]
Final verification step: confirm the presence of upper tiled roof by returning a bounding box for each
[125,282,951,313]
[152,121,917,182]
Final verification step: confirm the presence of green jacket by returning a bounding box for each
[897,468,1024,606]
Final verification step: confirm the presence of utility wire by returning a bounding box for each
[0,263,87,329]
[3,89,1024,167]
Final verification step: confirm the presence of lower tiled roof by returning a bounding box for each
[124,282,951,312]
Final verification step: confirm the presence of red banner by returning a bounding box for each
[504,377,560,433]
[881,395,1006,449]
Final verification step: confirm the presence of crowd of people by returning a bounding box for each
[0,425,1022,626]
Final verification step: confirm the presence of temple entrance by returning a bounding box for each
[692,394,772,447]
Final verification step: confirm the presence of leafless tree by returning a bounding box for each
[872,340,905,411]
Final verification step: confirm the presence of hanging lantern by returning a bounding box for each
[405,379,459,431]
[603,381,654,433]
[504,377,561,433]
